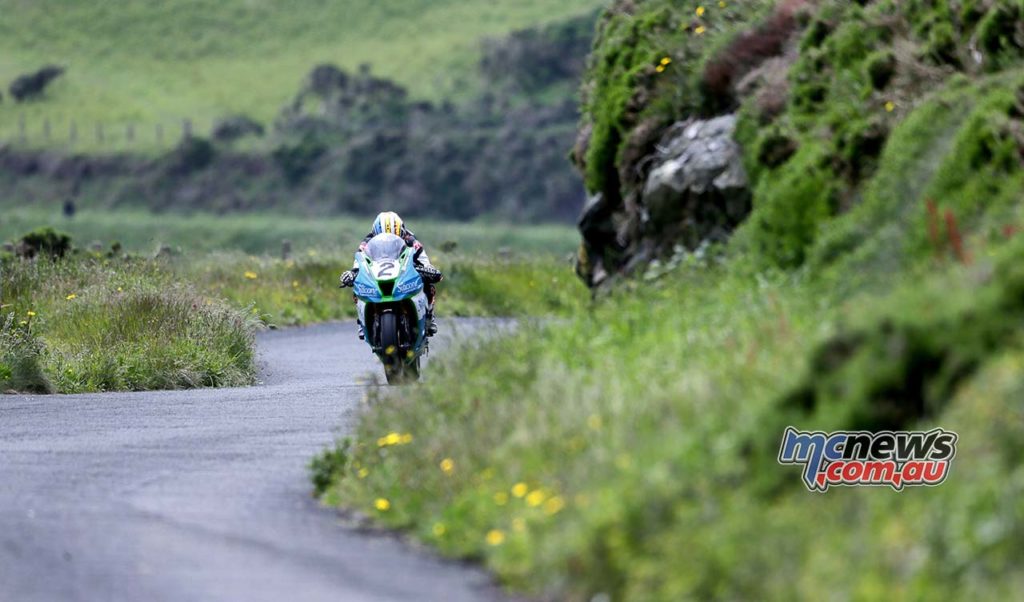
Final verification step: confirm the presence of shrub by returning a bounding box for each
[168,136,215,174]
[16,227,72,259]
[700,4,801,112]
[272,136,327,185]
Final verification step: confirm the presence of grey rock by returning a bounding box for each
[641,114,750,250]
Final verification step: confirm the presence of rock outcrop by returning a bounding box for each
[577,114,750,289]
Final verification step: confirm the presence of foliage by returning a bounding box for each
[0,253,258,393]
[316,234,1024,599]
[735,0,1024,271]
[15,226,72,259]
[311,0,1024,599]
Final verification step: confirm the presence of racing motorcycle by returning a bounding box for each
[342,233,436,384]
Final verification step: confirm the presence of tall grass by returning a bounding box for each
[313,235,1024,599]
[1,255,258,393]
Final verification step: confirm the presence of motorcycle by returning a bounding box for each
[343,233,433,384]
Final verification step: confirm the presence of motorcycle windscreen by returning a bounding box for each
[364,234,406,261]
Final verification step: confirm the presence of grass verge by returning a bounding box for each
[1,253,258,393]
[312,234,1024,599]
[178,249,586,327]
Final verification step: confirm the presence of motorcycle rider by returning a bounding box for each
[340,211,443,339]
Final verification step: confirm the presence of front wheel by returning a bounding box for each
[379,312,418,385]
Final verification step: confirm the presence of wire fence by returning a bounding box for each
[0,115,210,152]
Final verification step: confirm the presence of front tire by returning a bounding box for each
[379,312,418,385]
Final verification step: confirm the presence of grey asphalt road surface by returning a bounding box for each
[0,319,509,602]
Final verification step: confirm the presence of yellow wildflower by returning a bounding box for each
[719,0,726,6]
[511,482,528,498]
[357,468,369,479]
[26,311,36,317]
[243,270,258,280]
[440,458,454,474]
[695,25,707,35]
[526,490,546,507]
[494,491,509,506]
[696,6,705,16]
[400,433,413,444]
[385,432,401,445]
[117,287,123,292]
[485,529,505,546]
[544,496,566,516]
[292,280,300,288]
[432,522,446,537]
[19,320,27,326]
[65,293,77,300]
[656,65,666,73]
[885,101,896,112]
[660,56,672,65]
[375,498,391,512]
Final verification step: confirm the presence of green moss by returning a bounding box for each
[865,50,896,89]
[740,143,839,269]
[977,1,1024,70]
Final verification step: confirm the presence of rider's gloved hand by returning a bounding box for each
[416,265,443,284]
[339,270,356,288]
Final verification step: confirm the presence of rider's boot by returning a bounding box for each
[426,309,438,337]
[357,320,365,340]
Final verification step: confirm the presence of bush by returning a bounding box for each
[15,227,72,259]
[272,136,327,185]
[168,136,216,174]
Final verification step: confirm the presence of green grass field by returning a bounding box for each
[0,206,580,256]
[0,0,605,150]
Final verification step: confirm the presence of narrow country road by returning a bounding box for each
[0,320,509,602]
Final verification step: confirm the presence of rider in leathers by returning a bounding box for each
[340,212,442,339]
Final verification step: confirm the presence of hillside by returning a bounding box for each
[0,2,605,222]
[0,0,604,148]
[313,0,1024,599]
